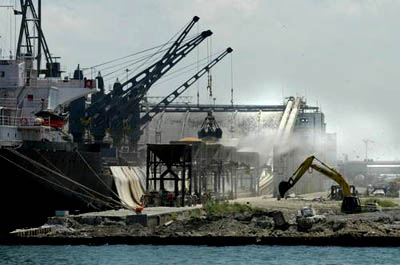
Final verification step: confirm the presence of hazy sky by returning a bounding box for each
[1,0,400,161]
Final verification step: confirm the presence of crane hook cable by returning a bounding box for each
[95,34,199,74]
[122,18,194,83]
[102,33,201,82]
[151,49,226,88]
[88,19,194,70]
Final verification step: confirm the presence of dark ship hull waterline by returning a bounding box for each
[0,142,119,237]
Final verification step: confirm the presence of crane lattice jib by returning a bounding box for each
[120,15,200,91]
[85,16,206,118]
[139,48,233,129]
[105,30,212,123]
[122,30,212,103]
[16,0,53,64]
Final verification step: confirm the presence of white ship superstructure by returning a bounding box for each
[0,58,94,146]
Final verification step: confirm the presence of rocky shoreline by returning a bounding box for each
[3,198,400,246]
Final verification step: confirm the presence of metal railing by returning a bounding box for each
[0,115,46,127]
[0,97,50,109]
[0,97,18,108]
[30,78,86,89]
[1,77,87,90]
[0,77,24,88]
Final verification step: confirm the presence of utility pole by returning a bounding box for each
[363,139,374,161]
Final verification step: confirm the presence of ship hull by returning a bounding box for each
[0,145,117,239]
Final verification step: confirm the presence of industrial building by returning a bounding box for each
[139,98,337,198]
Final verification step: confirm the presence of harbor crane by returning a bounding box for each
[84,16,212,147]
[140,48,233,136]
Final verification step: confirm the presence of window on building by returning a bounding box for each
[0,71,5,78]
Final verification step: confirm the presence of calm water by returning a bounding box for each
[0,245,399,265]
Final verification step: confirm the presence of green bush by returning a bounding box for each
[363,198,398,208]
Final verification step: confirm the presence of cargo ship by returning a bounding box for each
[0,0,224,238]
[0,1,135,237]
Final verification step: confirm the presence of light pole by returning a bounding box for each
[363,139,374,161]
[125,68,129,81]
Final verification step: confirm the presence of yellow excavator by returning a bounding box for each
[278,156,362,213]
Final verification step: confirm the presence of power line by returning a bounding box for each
[121,18,195,84]
[87,37,195,70]
[103,33,202,83]
[144,49,225,88]
[101,47,167,78]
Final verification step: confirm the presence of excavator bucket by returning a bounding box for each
[278,181,291,198]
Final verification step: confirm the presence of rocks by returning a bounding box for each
[297,217,314,231]
[330,220,347,232]
[232,212,253,222]
[14,198,400,244]
[298,206,316,217]
[270,211,289,230]
[296,206,327,232]
[251,217,274,229]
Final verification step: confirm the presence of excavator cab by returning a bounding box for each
[329,184,358,200]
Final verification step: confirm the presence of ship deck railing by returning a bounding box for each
[0,97,18,108]
[1,77,88,90]
[0,97,50,110]
[0,77,24,88]
[0,115,49,127]
[29,78,86,89]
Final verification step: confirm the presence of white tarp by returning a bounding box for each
[110,166,146,208]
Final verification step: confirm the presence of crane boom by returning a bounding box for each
[85,16,212,145]
[86,16,206,118]
[139,47,233,130]
[106,30,213,121]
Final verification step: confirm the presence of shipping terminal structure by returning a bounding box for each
[0,1,336,237]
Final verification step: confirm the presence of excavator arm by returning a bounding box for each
[278,156,315,198]
[278,155,361,213]
[309,164,351,197]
